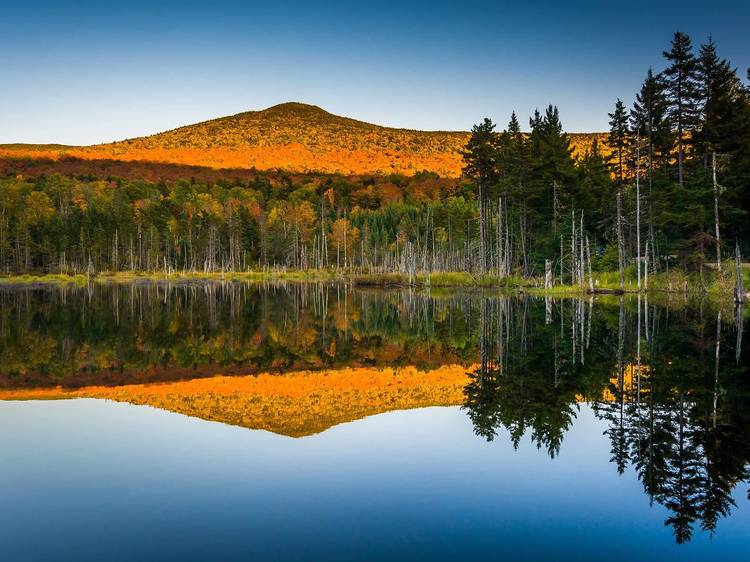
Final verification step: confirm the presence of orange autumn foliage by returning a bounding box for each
[0,103,607,177]
[0,365,473,437]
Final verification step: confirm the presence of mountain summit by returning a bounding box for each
[103,101,469,175]
[1,102,604,177]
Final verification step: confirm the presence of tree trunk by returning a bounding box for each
[586,236,594,292]
[736,244,745,303]
[713,151,721,271]
[617,189,625,290]
[478,184,487,273]
[545,259,553,289]
[636,141,642,290]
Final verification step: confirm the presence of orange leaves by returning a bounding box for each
[133,198,149,217]
[1,105,607,178]
[71,185,89,211]
[0,364,472,437]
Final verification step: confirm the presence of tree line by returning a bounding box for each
[463,31,750,288]
[463,294,749,544]
[0,32,748,280]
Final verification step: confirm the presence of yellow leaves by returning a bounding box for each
[287,200,315,227]
[330,218,359,250]
[166,216,179,235]
[196,193,222,219]
[71,185,89,211]
[267,206,286,226]
[434,226,449,244]
[22,191,54,225]
[268,201,316,239]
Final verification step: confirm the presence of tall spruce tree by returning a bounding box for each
[663,31,700,187]
[607,99,630,288]
[631,69,672,257]
[531,106,576,214]
[525,105,576,278]
[631,70,673,179]
[607,99,630,183]
[576,139,611,236]
[462,118,500,273]
[697,37,746,155]
[497,112,532,274]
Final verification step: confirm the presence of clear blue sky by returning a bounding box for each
[2,0,748,144]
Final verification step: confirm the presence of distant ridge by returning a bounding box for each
[0,102,606,177]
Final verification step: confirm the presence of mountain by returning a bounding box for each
[0,365,471,437]
[0,102,607,177]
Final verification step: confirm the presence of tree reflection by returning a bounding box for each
[1,283,748,543]
[462,294,750,544]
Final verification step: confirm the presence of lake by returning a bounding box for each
[1,282,748,561]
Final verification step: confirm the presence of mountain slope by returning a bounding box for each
[0,365,471,437]
[1,102,607,177]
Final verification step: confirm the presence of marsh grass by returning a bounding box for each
[0,265,747,298]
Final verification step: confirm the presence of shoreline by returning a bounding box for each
[0,269,747,299]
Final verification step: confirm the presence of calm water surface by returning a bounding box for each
[0,283,748,561]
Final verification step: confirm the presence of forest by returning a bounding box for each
[1,32,748,292]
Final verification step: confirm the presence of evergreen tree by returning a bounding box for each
[663,31,700,186]
[497,111,529,198]
[529,105,576,226]
[696,37,746,156]
[462,118,500,272]
[631,69,672,256]
[631,70,673,178]
[576,139,611,236]
[606,99,630,287]
[496,112,532,275]
[607,99,631,183]
[536,105,577,188]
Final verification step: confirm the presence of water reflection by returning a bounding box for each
[462,293,749,544]
[0,283,478,387]
[0,282,748,544]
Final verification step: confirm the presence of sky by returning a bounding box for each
[1,0,748,144]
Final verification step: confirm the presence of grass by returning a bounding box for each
[0,265,747,299]
[94,269,337,284]
[0,269,338,287]
[0,273,89,287]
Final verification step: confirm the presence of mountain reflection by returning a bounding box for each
[0,282,748,543]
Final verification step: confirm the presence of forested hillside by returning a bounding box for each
[0,32,748,287]
[0,102,605,177]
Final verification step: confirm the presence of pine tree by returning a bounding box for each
[527,106,576,266]
[496,112,531,274]
[663,31,700,187]
[631,69,672,261]
[606,99,630,288]
[607,99,631,183]
[696,37,746,155]
[537,105,576,186]
[577,139,612,237]
[462,118,499,273]
[497,111,529,195]
[631,70,673,178]
[530,106,576,214]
